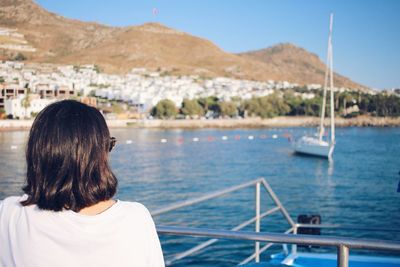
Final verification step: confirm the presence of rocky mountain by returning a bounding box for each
[0,0,366,89]
[238,43,363,90]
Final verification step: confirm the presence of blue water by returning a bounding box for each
[1,127,399,266]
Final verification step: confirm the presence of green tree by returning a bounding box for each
[230,96,242,102]
[341,92,354,114]
[267,93,290,116]
[21,89,31,119]
[282,90,325,117]
[284,90,303,116]
[111,102,124,114]
[94,65,101,73]
[359,94,371,114]
[88,90,96,97]
[198,96,220,114]
[30,112,39,118]
[151,99,178,119]
[372,94,400,116]
[181,99,204,117]
[343,92,400,117]
[219,101,237,117]
[244,97,274,118]
[305,97,322,116]
[244,94,290,118]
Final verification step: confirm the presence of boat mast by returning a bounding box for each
[329,13,335,144]
[318,15,331,142]
[319,13,335,143]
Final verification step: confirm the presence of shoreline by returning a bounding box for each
[1,116,400,131]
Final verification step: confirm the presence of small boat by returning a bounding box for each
[294,13,335,159]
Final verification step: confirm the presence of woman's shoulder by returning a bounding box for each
[0,196,26,222]
[116,200,154,221]
[117,200,151,214]
[0,195,25,209]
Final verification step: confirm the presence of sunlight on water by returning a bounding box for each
[1,127,399,266]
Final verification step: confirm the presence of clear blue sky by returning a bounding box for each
[36,0,400,89]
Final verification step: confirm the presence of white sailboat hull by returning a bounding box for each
[294,136,334,158]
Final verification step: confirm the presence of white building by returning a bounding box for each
[5,96,55,119]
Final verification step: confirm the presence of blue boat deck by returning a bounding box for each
[243,252,400,267]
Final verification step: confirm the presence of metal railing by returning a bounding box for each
[152,178,400,267]
[157,225,400,266]
[296,223,400,232]
[152,178,295,265]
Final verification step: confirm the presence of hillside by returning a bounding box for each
[238,43,364,90]
[0,0,366,89]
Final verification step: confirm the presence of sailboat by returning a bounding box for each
[294,13,335,158]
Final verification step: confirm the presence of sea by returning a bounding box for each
[1,127,399,266]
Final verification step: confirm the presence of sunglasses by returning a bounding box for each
[109,137,117,152]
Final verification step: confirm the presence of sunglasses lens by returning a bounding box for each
[109,137,116,152]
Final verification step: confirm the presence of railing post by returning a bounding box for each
[337,245,349,267]
[291,225,297,255]
[255,181,261,262]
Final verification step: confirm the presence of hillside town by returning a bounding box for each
[0,60,368,120]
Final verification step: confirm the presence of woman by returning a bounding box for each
[0,100,164,267]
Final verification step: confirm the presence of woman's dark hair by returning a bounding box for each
[21,100,117,212]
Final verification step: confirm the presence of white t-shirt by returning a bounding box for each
[0,196,165,267]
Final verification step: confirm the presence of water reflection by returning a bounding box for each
[314,158,334,180]
[328,159,334,176]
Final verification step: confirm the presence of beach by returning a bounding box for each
[1,116,400,131]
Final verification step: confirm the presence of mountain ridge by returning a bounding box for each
[0,0,367,90]
[237,43,362,89]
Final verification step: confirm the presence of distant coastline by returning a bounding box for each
[1,116,400,131]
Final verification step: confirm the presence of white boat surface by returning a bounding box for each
[293,135,334,158]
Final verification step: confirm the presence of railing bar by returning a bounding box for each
[239,243,274,265]
[166,208,281,265]
[259,242,275,255]
[157,225,400,251]
[166,238,218,266]
[260,206,280,218]
[239,254,253,265]
[153,178,263,216]
[297,223,400,232]
[234,207,280,230]
[239,228,293,265]
[260,179,295,227]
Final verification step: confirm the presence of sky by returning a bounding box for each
[36,0,400,90]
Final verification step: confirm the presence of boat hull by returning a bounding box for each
[293,137,334,158]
